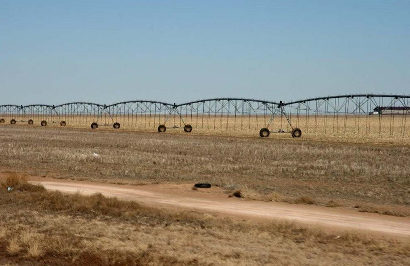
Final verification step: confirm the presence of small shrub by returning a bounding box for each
[0,172,27,189]
[0,172,45,192]
[326,200,341,207]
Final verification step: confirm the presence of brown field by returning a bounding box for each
[0,126,409,213]
[0,174,409,265]
[1,114,409,141]
[0,126,409,264]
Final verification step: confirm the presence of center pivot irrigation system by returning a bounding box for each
[0,94,409,138]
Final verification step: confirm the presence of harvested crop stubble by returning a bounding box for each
[1,114,409,141]
[0,126,409,216]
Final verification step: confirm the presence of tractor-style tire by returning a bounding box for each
[194,183,211,188]
[291,128,302,138]
[10,119,16,125]
[0,118,5,124]
[28,119,34,125]
[113,122,120,129]
[259,128,270,138]
[184,124,192,133]
[41,120,47,127]
[91,122,98,129]
[60,121,66,127]
[158,125,166,133]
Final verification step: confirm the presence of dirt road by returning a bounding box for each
[30,180,410,238]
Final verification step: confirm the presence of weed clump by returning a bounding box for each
[326,200,341,207]
[0,172,45,192]
[356,204,408,217]
[295,196,315,205]
[0,172,27,189]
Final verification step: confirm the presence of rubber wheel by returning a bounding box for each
[40,120,47,126]
[184,124,192,133]
[113,122,120,129]
[91,122,98,129]
[291,128,302,138]
[10,119,16,125]
[60,121,66,127]
[158,125,166,133]
[0,118,5,123]
[28,119,34,125]
[259,128,270,137]
[194,183,211,188]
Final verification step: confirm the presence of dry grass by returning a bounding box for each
[1,114,410,142]
[0,172,27,189]
[326,200,342,207]
[355,203,410,217]
[294,196,316,205]
[0,126,409,217]
[6,238,21,255]
[0,175,409,265]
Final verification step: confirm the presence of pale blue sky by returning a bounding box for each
[1,0,409,105]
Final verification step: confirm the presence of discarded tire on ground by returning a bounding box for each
[0,118,5,123]
[291,128,302,138]
[10,119,16,125]
[91,122,98,129]
[28,119,34,125]
[158,125,166,133]
[184,124,192,133]
[60,121,66,127]
[113,122,120,129]
[41,120,47,127]
[194,183,211,188]
[259,128,270,137]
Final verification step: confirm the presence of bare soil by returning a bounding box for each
[30,178,410,238]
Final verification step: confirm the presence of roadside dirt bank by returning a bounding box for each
[26,178,410,238]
